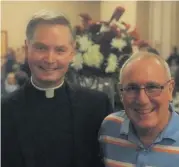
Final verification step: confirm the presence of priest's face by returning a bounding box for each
[26,23,75,87]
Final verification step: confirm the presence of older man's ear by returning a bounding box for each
[117,84,124,102]
[169,79,175,101]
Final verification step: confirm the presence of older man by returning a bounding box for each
[99,51,179,167]
[2,10,112,167]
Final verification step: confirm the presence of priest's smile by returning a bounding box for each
[39,66,59,71]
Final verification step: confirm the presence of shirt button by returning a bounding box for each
[143,149,149,155]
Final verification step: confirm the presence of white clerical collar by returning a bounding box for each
[30,77,64,98]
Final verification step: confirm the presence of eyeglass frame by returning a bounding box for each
[118,79,172,98]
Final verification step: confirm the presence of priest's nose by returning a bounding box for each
[45,51,55,64]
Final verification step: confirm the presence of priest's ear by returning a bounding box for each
[70,41,76,57]
[24,40,29,59]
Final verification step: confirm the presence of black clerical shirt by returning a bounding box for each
[2,81,112,167]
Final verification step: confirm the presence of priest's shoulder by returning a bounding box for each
[1,85,25,109]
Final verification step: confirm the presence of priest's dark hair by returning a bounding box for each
[26,10,75,42]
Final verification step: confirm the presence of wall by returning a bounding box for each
[100,1,137,26]
[1,1,100,49]
[2,1,178,58]
[149,1,179,59]
[136,1,150,41]
[175,2,179,49]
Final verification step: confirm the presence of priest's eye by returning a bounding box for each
[55,47,67,55]
[35,46,47,51]
[33,44,48,52]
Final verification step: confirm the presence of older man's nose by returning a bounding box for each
[136,88,150,104]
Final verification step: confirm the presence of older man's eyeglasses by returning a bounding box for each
[119,80,171,98]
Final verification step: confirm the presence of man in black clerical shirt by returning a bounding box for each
[1,10,113,167]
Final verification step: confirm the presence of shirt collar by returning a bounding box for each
[119,116,130,135]
[119,103,179,141]
[31,76,64,91]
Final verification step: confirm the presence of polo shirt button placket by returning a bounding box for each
[143,149,149,155]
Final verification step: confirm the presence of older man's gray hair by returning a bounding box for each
[26,10,75,42]
[119,51,172,82]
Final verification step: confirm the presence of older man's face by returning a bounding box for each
[120,57,174,130]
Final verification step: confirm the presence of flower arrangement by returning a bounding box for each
[71,6,140,77]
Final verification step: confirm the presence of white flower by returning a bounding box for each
[100,24,110,33]
[76,35,92,52]
[115,21,126,30]
[111,38,127,51]
[121,33,127,38]
[105,54,118,73]
[71,52,83,70]
[83,44,103,68]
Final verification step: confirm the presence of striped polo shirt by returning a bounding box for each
[99,104,179,167]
